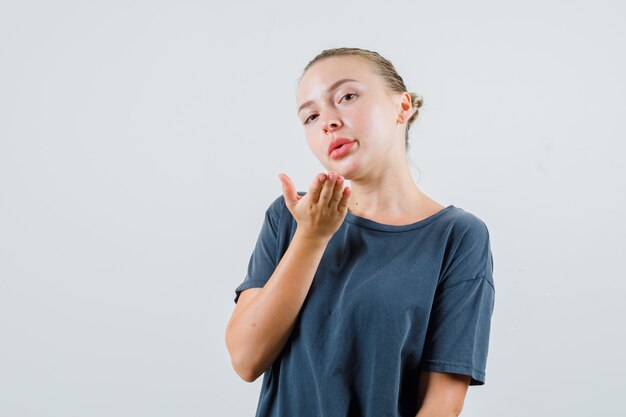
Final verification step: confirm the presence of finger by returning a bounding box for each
[319,171,336,206]
[307,172,327,204]
[329,175,345,209]
[278,173,298,208]
[338,186,351,213]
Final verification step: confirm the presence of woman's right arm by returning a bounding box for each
[225,230,331,382]
[225,171,350,382]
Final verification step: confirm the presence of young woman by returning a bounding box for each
[225,47,496,417]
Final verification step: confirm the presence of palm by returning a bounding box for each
[278,171,350,241]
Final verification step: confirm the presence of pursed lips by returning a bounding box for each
[327,138,356,156]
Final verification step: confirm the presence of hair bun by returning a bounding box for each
[411,93,423,109]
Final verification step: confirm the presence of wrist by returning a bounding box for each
[294,228,331,246]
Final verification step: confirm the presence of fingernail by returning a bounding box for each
[318,174,326,182]
[337,177,343,183]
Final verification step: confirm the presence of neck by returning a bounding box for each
[346,162,426,218]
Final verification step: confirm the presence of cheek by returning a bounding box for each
[367,103,392,129]
[350,102,384,135]
[305,136,325,157]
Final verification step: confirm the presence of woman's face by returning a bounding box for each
[296,56,409,181]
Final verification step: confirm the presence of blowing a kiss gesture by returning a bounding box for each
[277,171,351,242]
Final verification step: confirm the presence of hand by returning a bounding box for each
[278,171,351,241]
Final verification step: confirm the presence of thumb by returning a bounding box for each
[278,173,299,208]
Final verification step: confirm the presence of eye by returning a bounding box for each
[302,93,357,125]
[303,114,318,125]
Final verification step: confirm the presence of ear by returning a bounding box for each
[396,91,414,124]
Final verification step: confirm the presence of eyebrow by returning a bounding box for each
[298,78,360,115]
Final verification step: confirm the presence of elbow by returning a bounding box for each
[240,369,261,383]
[225,332,261,383]
[231,354,262,383]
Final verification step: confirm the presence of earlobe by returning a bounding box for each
[398,108,410,123]
[397,100,412,123]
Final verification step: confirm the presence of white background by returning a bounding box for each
[1,0,625,416]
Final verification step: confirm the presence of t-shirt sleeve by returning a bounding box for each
[420,215,496,386]
[233,195,284,304]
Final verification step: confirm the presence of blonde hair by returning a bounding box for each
[299,47,424,149]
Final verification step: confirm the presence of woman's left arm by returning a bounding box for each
[415,371,471,417]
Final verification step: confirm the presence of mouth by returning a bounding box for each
[327,138,356,157]
[329,141,356,160]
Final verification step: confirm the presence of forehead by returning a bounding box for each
[296,56,378,105]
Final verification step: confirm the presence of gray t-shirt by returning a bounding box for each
[234,192,496,417]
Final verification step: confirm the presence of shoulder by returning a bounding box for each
[268,193,286,213]
[438,206,494,288]
[444,206,490,242]
[263,194,299,244]
[263,193,287,226]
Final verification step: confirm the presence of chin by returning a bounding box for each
[329,160,361,181]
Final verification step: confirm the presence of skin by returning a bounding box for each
[287,55,446,226]
[226,176,351,382]
[417,372,471,417]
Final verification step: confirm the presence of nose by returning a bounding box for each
[320,111,343,133]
